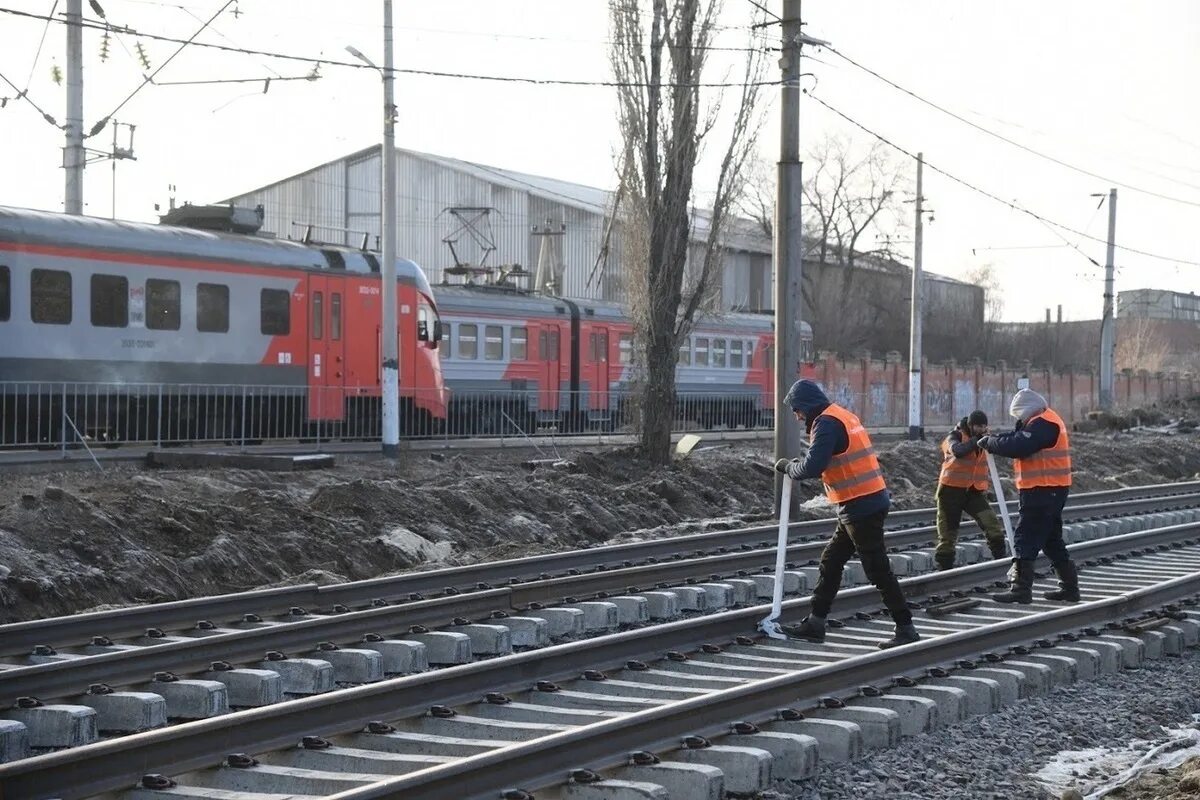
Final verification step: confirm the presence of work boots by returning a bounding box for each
[782,615,826,642]
[993,559,1035,604]
[1043,560,1081,602]
[935,554,956,571]
[878,622,921,649]
[988,540,1008,560]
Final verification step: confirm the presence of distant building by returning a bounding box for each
[223,145,981,355]
[1119,288,1200,322]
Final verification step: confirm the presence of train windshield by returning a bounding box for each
[416,294,444,347]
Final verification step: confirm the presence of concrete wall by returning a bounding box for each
[803,351,1196,430]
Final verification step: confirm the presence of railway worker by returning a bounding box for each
[977,388,1079,604]
[772,379,920,650]
[934,410,1008,570]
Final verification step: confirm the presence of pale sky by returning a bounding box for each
[1,0,1197,322]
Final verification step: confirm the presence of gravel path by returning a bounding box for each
[768,647,1200,800]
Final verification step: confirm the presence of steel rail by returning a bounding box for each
[4,520,1198,800]
[4,492,1198,704]
[2,481,1193,658]
[333,570,1200,800]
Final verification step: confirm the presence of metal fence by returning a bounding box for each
[0,382,780,452]
[0,381,1114,454]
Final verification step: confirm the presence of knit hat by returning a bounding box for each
[1009,388,1047,422]
[967,410,988,427]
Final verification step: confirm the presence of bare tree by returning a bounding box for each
[1116,316,1171,374]
[610,0,766,463]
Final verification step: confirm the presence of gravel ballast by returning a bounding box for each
[768,648,1200,799]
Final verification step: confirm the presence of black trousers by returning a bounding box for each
[1014,487,1071,564]
[810,509,912,625]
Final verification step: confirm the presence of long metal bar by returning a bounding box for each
[332,569,1200,800]
[2,483,1196,659]
[4,521,1198,800]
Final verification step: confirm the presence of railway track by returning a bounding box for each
[0,484,1195,710]
[0,483,1197,771]
[2,515,1199,799]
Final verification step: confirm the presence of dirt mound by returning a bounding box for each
[1,432,1198,623]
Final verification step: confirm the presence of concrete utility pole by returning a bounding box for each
[774,0,806,513]
[64,0,84,214]
[380,0,400,456]
[907,152,925,440]
[1099,188,1117,411]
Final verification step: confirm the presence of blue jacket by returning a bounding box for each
[985,414,1068,506]
[783,381,890,521]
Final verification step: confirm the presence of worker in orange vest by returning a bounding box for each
[773,379,919,649]
[934,410,1008,570]
[978,388,1078,604]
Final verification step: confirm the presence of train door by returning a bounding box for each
[763,338,776,407]
[306,275,346,421]
[538,324,563,418]
[587,325,611,415]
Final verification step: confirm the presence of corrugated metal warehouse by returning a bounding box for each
[223,145,978,326]
[223,145,778,311]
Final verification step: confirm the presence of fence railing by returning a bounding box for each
[0,381,1116,453]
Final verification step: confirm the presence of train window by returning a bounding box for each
[746,340,755,364]
[146,279,181,331]
[511,326,528,360]
[417,305,430,341]
[678,338,691,366]
[730,339,743,368]
[712,339,726,368]
[0,265,10,322]
[31,268,72,325]
[90,274,128,328]
[438,324,450,358]
[458,323,478,359]
[261,288,291,335]
[597,331,608,362]
[331,293,342,341]
[694,337,709,367]
[311,291,324,340]
[618,333,633,365]
[485,325,503,360]
[197,283,229,333]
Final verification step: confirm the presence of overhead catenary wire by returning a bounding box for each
[23,0,58,90]
[0,66,60,126]
[88,0,235,136]
[808,93,1200,268]
[828,46,1200,209]
[0,6,784,89]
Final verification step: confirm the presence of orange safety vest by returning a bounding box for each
[939,434,989,490]
[813,404,887,503]
[1014,407,1072,489]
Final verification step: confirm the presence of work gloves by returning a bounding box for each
[976,435,995,452]
[774,457,800,474]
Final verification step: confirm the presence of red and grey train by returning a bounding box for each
[0,204,813,445]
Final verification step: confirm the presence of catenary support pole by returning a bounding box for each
[774,0,804,514]
[1099,188,1117,411]
[380,0,400,456]
[907,152,924,440]
[65,0,84,214]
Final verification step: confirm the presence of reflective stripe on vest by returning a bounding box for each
[813,404,888,503]
[1014,407,1072,489]
[939,436,988,490]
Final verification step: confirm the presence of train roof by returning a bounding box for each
[0,205,433,296]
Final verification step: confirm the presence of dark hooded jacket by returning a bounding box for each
[783,380,890,521]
